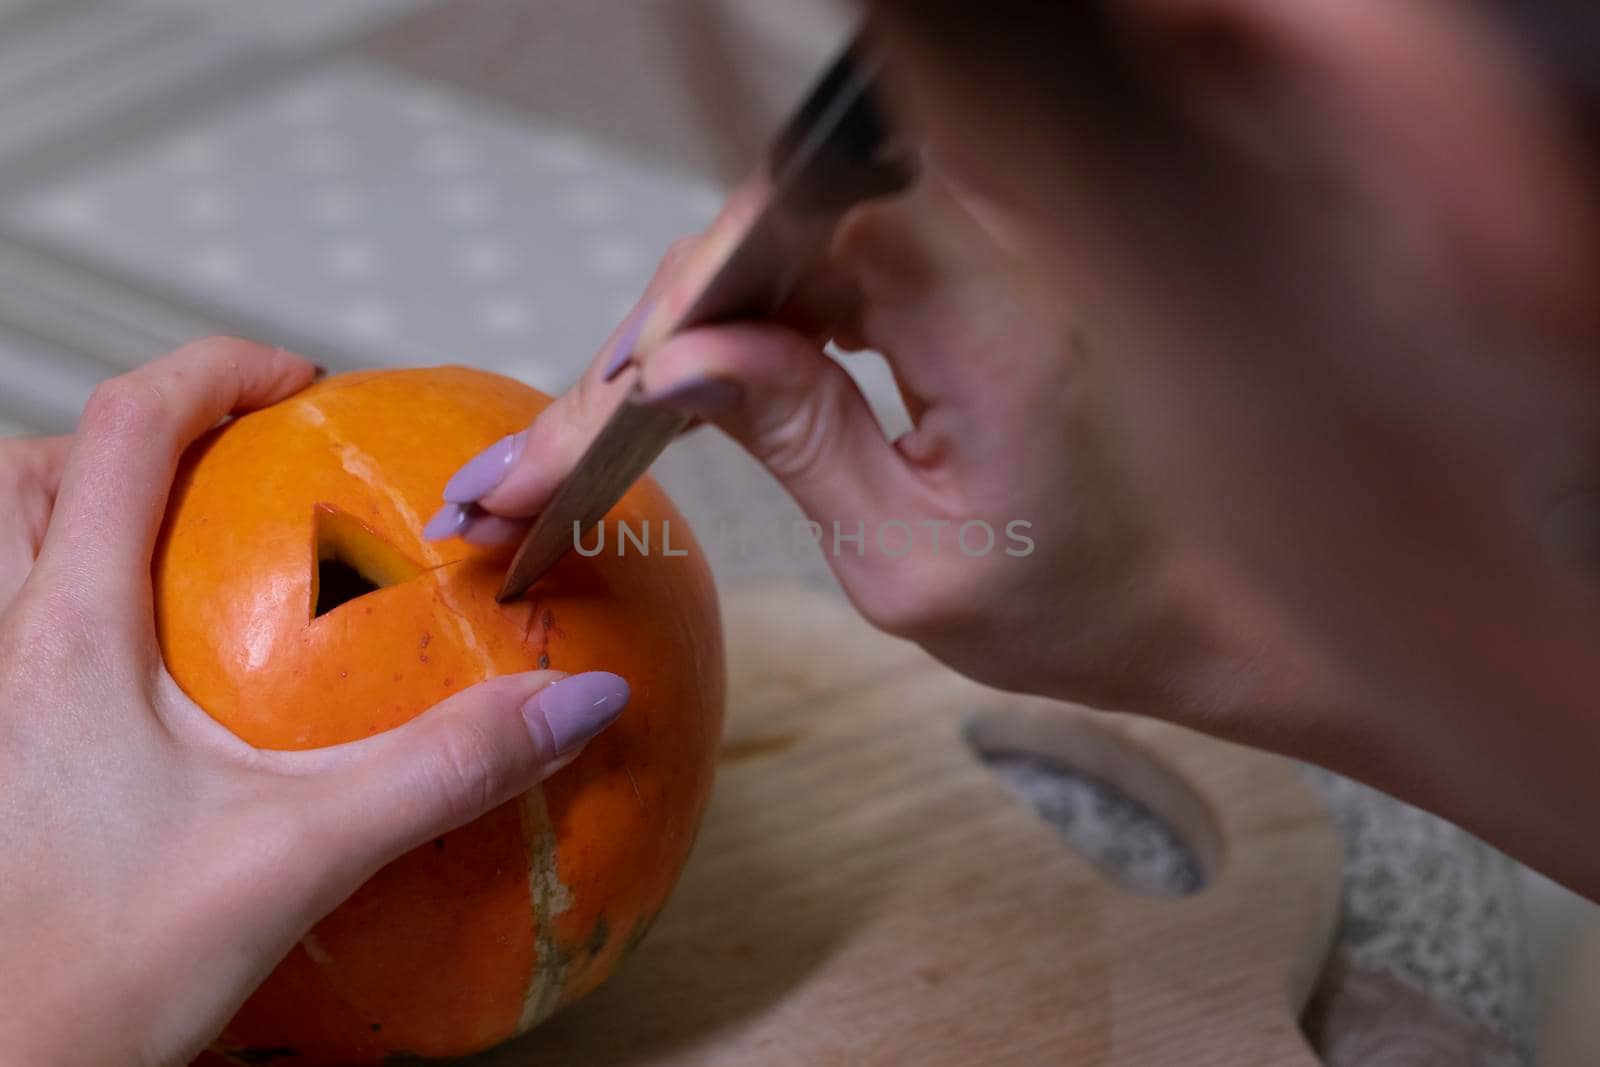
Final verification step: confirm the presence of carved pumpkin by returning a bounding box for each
[154,366,724,1063]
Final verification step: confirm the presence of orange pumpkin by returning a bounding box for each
[154,366,724,1064]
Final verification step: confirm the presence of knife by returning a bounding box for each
[497,33,918,601]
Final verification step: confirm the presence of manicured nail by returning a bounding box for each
[423,502,473,540]
[443,431,527,504]
[529,671,630,755]
[602,300,654,381]
[639,376,742,417]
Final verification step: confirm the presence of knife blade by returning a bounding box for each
[497,33,917,601]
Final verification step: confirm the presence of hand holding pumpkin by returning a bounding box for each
[0,340,628,1066]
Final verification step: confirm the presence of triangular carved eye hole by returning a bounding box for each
[311,505,423,620]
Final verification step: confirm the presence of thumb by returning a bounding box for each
[298,670,629,876]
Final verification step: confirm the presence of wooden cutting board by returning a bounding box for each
[464,583,1341,1065]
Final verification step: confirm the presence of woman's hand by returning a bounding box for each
[0,339,629,1066]
[430,178,1296,726]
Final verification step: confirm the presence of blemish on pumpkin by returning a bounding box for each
[522,597,555,668]
[520,594,546,638]
[434,837,445,850]
[719,731,801,764]
[419,633,431,649]
[542,611,568,641]
[516,795,576,1032]
[442,677,453,687]
[369,1023,382,1033]
[585,916,610,958]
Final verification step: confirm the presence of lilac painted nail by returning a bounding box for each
[529,671,630,755]
[422,502,473,541]
[602,300,654,381]
[443,431,526,504]
[640,376,742,417]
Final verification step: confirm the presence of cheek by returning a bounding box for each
[883,37,1594,688]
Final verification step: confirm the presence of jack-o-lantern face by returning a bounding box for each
[154,367,724,1064]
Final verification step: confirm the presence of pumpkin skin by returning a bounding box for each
[154,366,724,1064]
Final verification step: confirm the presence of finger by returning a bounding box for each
[286,670,628,874]
[0,436,71,611]
[423,503,526,548]
[35,339,315,616]
[435,239,700,523]
[775,256,865,346]
[634,322,932,572]
[461,508,528,547]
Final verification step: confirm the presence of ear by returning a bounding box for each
[1122,0,1600,344]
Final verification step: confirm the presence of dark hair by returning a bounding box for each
[1497,0,1600,125]
[871,0,1600,122]
[868,0,1600,205]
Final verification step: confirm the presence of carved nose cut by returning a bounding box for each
[311,504,424,619]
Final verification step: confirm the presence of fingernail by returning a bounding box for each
[529,671,630,755]
[603,300,654,381]
[639,376,742,417]
[423,502,473,541]
[443,431,527,504]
